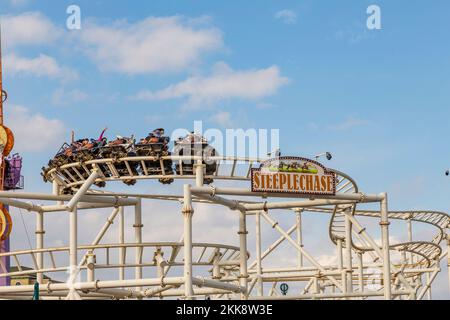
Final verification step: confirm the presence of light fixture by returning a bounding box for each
[315,152,332,161]
[267,148,281,158]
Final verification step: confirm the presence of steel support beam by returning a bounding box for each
[35,211,44,284]
[238,210,249,299]
[182,185,194,299]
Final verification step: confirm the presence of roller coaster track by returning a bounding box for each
[0,242,244,281]
[326,170,448,271]
[327,169,359,247]
[43,156,449,273]
[44,156,262,189]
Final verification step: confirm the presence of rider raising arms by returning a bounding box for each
[98,127,108,141]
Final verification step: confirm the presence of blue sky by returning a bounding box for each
[0,0,449,297]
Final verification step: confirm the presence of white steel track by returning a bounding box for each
[0,155,446,300]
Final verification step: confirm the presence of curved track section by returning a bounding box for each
[37,155,449,298]
[44,156,264,189]
[45,155,448,266]
[328,169,359,246]
[323,169,447,271]
[0,242,245,279]
[355,210,450,245]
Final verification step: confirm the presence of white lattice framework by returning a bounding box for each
[0,155,448,300]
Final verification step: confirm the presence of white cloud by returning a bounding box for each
[1,12,61,47]
[372,236,401,247]
[8,0,31,7]
[133,62,289,106]
[316,254,338,266]
[4,53,78,81]
[78,16,223,74]
[6,105,66,152]
[274,10,298,24]
[51,88,88,106]
[210,111,233,127]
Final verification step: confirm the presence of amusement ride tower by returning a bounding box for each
[0,26,9,287]
[0,26,21,288]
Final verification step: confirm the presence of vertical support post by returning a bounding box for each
[401,250,407,266]
[154,250,166,279]
[36,211,45,284]
[345,212,353,294]
[182,185,194,299]
[134,198,143,287]
[53,180,63,205]
[52,180,59,194]
[447,234,450,293]
[238,210,249,300]
[119,206,125,281]
[295,209,304,268]
[380,193,392,300]
[86,253,96,282]
[337,239,346,293]
[255,211,263,296]
[426,273,432,300]
[70,207,77,277]
[407,218,413,264]
[357,252,364,294]
[195,160,205,187]
[313,276,319,298]
[66,207,81,300]
[212,251,222,279]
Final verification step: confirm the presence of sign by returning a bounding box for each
[280,283,289,295]
[251,157,336,196]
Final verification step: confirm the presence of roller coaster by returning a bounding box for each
[41,130,218,188]
[0,133,448,300]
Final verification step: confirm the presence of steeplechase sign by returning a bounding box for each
[251,157,336,196]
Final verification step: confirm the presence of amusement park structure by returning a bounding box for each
[0,26,23,290]
[0,33,449,302]
[0,141,447,300]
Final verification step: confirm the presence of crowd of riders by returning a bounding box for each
[42,128,218,187]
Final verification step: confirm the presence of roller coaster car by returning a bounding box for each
[42,142,80,183]
[136,132,174,185]
[73,138,109,188]
[75,138,108,163]
[99,136,138,186]
[100,136,136,159]
[50,143,77,168]
[173,133,218,185]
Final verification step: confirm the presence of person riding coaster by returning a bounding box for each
[42,129,109,187]
[138,128,170,153]
[136,128,174,185]
[46,137,87,179]
[67,128,108,163]
[173,132,218,185]
[99,134,138,186]
[43,128,218,187]
[75,138,108,162]
[74,129,109,187]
